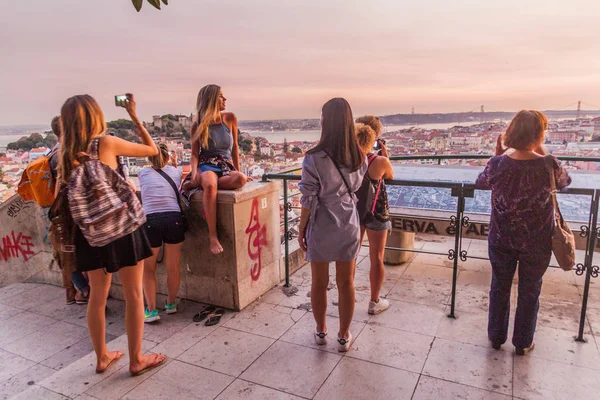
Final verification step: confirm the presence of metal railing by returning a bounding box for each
[263,154,600,343]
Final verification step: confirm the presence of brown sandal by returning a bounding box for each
[130,354,167,377]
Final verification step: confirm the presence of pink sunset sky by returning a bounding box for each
[1,0,599,125]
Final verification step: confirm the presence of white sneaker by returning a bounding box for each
[368,298,390,315]
[314,331,328,345]
[337,332,353,352]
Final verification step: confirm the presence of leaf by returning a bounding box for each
[147,0,161,10]
[132,0,143,12]
[161,0,168,4]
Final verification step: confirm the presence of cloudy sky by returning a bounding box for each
[1,0,599,124]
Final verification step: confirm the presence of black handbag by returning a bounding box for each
[153,168,188,232]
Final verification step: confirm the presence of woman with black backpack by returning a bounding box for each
[355,120,394,315]
[298,98,367,352]
[57,94,166,376]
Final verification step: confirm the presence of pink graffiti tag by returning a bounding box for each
[245,198,268,281]
[0,231,35,262]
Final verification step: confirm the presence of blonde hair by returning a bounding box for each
[356,115,383,136]
[192,84,222,149]
[504,110,548,151]
[149,143,170,169]
[355,123,377,154]
[58,95,106,184]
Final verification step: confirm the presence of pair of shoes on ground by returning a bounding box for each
[192,305,225,326]
[314,331,353,352]
[490,341,535,355]
[144,302,178,323]
[66,289,89,305]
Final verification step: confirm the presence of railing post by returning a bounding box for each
[283,178,291,287]
[575,190,600,342]
[448,185,466,319]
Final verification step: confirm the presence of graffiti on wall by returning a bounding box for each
[6,198,30,219]
[0,231,35,262]
[245,198,268,281]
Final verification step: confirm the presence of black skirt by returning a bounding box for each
[75,226,153,273]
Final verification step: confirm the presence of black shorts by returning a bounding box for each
[145,212,186,248]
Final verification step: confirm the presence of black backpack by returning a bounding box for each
[327,153,382,225]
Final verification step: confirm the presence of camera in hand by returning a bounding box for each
[373,138,386,151]
[115,94,129,108]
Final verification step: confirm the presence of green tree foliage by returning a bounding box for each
[240,139,254,154]
[132,0,168,12]
[112,128,141,144]
[162,114,178,121]
[292,147,302,154]
[107,119,136,130]
[7,132,58,151]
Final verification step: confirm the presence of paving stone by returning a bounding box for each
[33,295,89,321]
[84,361,166,400]
[0,283,41,302]
[10,384,70,400]
[224,302,296,339]
[314,357,419,400]
[423,338,513,395]
[179,327,274,377]
[5,320,89,362]
[0,363,55,400]
[280,312,366,354]
[122,360,233,400]
[150,319,219,359]
[216,379,303,399]
[387,277,451,308]
[369,301,445,336]
[241,341,340,399]
[348,324,434,373]
[0,311,56,348]
[0,302,22,321]
[413,375,512,400]
[40,334,116,371]
[142,299,199,343]
[0,348,36,383]
[513,356,600,399]
[1,284,63,311]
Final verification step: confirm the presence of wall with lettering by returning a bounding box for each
[0,195,55,286]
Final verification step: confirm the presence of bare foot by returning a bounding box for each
[95,350,124,374]
[210,237,223,254]
[130,353,167,376]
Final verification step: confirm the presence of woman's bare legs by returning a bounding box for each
[336,260,356,339]
[311,262,330,333]
[87,269,121,372]
[218,171,247,189]
[142,247,161,311]
[199,171,222,254]
[120,261,165,374]
[366,229,388,302]
[164,242,183,304]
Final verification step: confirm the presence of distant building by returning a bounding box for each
[28,147,49,163]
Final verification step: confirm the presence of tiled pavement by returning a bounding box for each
[1,236,600,399]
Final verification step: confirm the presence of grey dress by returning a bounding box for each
[299,151,368,262]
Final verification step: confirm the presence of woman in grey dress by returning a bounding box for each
[298,98,367,352]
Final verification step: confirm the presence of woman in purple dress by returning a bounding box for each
[298,98,367,352]
[475,110,571,355]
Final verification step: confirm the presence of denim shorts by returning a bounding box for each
[145,212,186,248]
[364,218,391,232]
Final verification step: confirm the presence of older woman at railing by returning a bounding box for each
[475,110,571,356]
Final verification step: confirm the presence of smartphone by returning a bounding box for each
[373,141,380,151]
[115,94,128,107]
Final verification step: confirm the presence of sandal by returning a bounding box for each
[193,305,216,322]
[96,350,124,374]
[130,354,167,377]
[205,309,225,326]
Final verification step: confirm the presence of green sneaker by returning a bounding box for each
[144,308,160,323]
[165,303,177,315]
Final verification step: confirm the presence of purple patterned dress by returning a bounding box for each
[475,155,571,251]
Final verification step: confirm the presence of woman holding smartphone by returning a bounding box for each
[355,118,394,315]
[298,98,367,352]
[182,84,247,254]
[58,94,165,376]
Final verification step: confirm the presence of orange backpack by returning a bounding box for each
[17,150,57,207]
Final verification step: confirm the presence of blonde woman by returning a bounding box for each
[182,84,247,254]
[139,143,184,322]
[58,94,165,376]
[355,121,394,314]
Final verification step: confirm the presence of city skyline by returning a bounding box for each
[1,0,599,125]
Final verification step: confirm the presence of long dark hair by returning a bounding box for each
[308,98,363,172]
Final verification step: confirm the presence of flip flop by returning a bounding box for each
[205,309,225,326]
[95,350,124,374]
[193,305,216,322]
[130,354,167,377]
